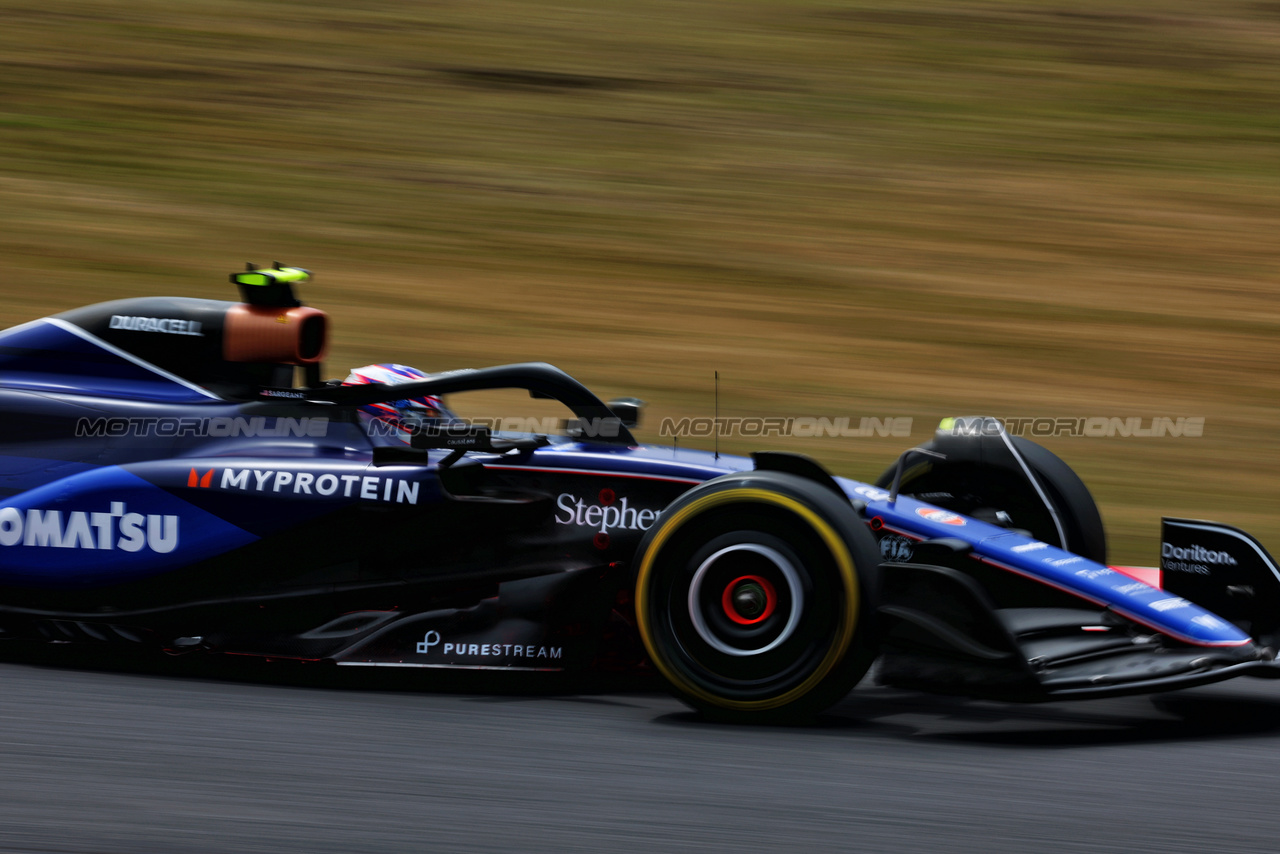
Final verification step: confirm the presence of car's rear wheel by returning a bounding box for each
[634,471,877,723]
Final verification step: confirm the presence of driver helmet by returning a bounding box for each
[342,363,457,437]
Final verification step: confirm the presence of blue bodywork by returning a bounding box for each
[0,286,1267,694]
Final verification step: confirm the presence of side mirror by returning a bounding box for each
[607,397,645,429]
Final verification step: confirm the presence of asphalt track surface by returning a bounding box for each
[3,653,1280,854]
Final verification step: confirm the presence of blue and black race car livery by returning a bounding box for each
[1,264,1277,722]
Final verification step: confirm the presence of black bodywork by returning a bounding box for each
[2,267,1278,720]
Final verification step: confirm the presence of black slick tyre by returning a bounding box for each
[876,434,1107,564]
[633,470,878,723]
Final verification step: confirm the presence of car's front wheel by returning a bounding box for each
[633,471,878,723]
[877,430,1107,564]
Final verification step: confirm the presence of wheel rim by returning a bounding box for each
[688,544,802,656]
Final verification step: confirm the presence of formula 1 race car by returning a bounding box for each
[1,265,1278,722]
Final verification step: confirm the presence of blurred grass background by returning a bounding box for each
[2,0,1279,563]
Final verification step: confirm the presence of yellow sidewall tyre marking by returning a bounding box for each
[634,487,860,712]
